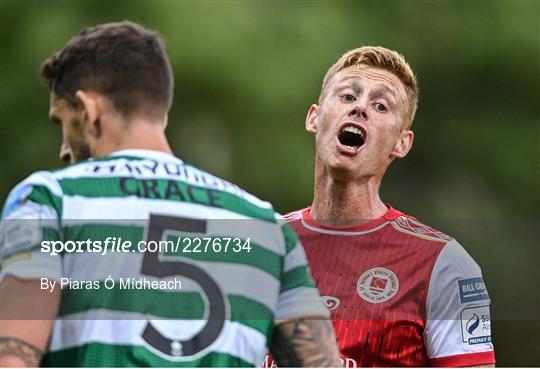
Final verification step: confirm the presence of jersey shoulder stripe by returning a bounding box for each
[283,208,307,222]
[390,215,453,243]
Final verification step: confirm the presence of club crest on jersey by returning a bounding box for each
[321,296,341,311]
[356,267,399,304]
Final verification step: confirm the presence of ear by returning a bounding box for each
[391,129,414,158]
[75,90,100,134]
[305,104,319,134]
[163,114,169,129]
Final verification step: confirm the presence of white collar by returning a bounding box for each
[108,149,184,164]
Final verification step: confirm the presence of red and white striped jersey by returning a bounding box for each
[263,206,495,367]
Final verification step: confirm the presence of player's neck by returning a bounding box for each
[92,118,173,157]
[311,165,388,227]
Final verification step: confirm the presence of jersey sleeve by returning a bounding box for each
[424,239,495,367]
[1,171,63,282]
[274,221,329,322]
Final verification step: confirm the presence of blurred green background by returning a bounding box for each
[0,0,538,366]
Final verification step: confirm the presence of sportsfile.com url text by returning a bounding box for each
[41,237,251,256]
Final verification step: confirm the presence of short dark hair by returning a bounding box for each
[41,21,173,120]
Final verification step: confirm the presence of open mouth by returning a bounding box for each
[338,125,365,149]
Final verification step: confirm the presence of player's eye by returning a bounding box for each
[340,94,355,102]
[373,103,387,112]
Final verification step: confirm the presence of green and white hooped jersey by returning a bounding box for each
[0,149,327,367]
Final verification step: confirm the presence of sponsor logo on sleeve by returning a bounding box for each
[1,195,43,259]
[1,216,43,258]
[2,184,32,218]
[460,305,491,345]
[458,277,490,304]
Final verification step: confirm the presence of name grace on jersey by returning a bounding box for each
[119,178,223,208]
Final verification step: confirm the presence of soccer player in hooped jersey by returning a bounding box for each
[264,47,495,367]
[0,22,341,367]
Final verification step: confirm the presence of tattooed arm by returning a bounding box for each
[0,338,43,367]
[0,276,60,367]
[270,317,342,367]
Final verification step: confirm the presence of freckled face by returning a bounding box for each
[309,66,410,179]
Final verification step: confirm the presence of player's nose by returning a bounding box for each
[348,101,368,121]
[59,142,73,164]
[347,93,369,120]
